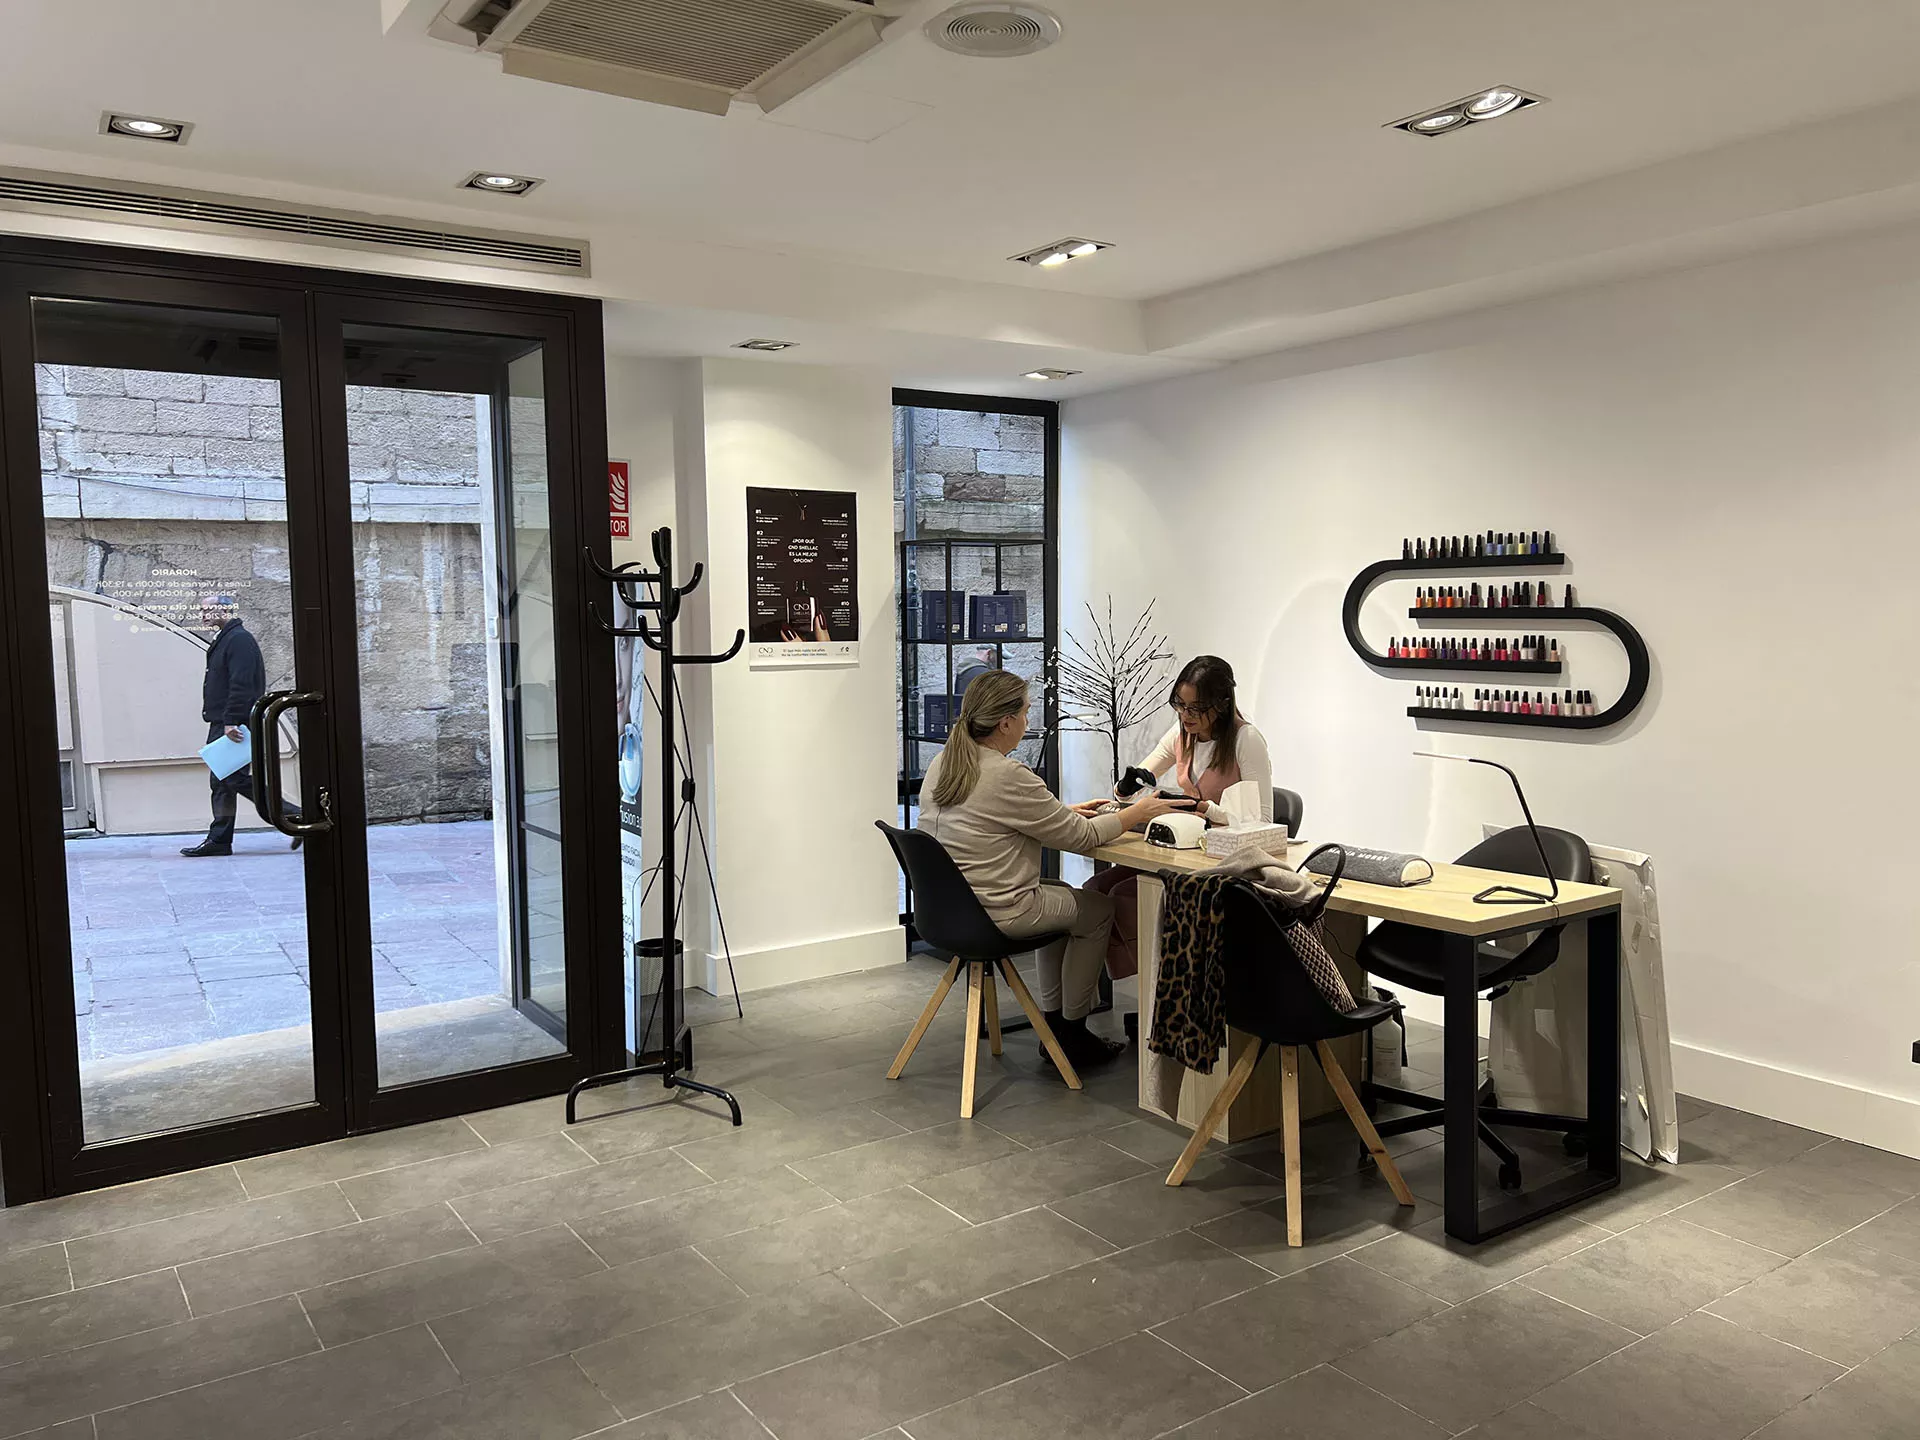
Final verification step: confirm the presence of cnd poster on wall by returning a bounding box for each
[613,584,646,1056]
[746,486,859,667]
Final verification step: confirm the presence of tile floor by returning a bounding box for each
[3,958,1918,1440]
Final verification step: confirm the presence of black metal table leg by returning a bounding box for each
[1442,933,1482,1242]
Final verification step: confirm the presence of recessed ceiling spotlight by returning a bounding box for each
[1010,237,1112,268]
[1390,86,1544,137]
[101,112,191,144]
[733,338,798,352]
[1022,368,1079,381]
[460,171,542,196]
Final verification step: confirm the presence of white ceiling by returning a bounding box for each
[3,0,1920,391]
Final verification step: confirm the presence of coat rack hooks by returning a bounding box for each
[568,526,744,1128]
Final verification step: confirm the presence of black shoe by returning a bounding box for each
[179,840,232,857]
[1041,1013,1126,1070]
[290,836,303,852]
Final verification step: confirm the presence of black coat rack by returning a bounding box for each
[568,525,745,1127]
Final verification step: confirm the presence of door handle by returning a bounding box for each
[250,689,334,837]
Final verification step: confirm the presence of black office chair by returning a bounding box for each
[1166,879,1416,1246]
[1358,824,1593,1188]
[1271,787,1305,836]
[875,822,1084,1117]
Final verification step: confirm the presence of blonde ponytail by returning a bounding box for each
[930,670,1030,808]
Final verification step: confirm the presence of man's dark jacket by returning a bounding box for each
[202,619,266,728]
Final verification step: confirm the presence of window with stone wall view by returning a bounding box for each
[894,403,1053,861]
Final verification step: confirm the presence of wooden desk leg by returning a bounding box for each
[983,968,1003,1056]
[960,962,984,1119]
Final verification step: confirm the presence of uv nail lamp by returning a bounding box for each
[1144,812,1209,850]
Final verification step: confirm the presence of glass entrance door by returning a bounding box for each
[0,251,611,1203]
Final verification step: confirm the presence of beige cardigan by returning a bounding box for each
[919,745,1127,925]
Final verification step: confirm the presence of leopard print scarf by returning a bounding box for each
[1148,872,1235,1074]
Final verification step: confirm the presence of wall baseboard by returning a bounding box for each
[1674,1042,1920,1161]
[691,925,905,997]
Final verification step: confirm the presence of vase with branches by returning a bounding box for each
[1054,597,1175,791]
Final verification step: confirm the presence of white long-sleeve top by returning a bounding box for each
[1135,719,1274,825]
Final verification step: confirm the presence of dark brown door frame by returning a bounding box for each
[0,236,619,1204]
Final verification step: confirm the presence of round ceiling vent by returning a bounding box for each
[925,3,1062,59]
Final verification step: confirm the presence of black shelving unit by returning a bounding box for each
[1341,547,1649,732]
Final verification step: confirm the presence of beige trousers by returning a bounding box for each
[996,879,1115,1020]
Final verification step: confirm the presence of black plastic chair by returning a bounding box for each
[1271,787,1305,836]
[1166,879,1416,1246]
[876,822,1084,1117]
[1358,824,1593,1188]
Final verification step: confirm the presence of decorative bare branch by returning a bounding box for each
[1052,597,1175,789]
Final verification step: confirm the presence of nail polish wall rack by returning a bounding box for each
[1341,548,1649,732]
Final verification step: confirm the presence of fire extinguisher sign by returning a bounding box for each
[609,459,631,538]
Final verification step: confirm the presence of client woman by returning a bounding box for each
[918,669,1188,1067]
[1084,655,1274,980]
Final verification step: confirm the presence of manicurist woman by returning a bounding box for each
[917,670,1189,1068]
[1084,655,1273,979]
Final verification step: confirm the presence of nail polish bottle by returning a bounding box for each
[1538,583,1553,608]
[1564,583,1577,608]
[1403,538,1412,560]
[1452,687,1463,710]
[1587,690,1597,717]
[1548,638,1561,664]
[1543,530,1554,555]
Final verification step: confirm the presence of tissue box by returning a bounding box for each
[1202,823,1292,860]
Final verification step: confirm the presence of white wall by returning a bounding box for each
[607,356,903,995]
[1062,220,1920,1157]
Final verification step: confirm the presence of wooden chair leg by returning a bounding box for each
[1315,1039,1416,1206]
[1166,1040,1263,1186]
[995,960,1082,1091]
[1281,1045,1303,1246]
[888,956,963,1080]
[960,963,985,1119]
[982,967,1002,1056]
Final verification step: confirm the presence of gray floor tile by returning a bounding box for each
[1192,1167,1436,1279]
[667,1105,908,1184]
[731,1301,1044,1440]
[337,1133,594,1220]
[1523,1215,1790,1335]
[567,1166,837,1269]
[1528,1313,1844,1440]
[602,1391,776,1439]
[1575,1156,1746,1234]
[178,1201,476,1315]
[1680,1107,1831,1173]
[556,1088,793,1163]
[1707,1236,1920,1364]
[0,1296,317,1437]
[1673,1159,1908,1256]
[92,1321,459,1440]
[1160,1363,1449,1440]
[995,1230,1274,1358]
[964,1090,1143,1148]
[67,1183,357,1287]
[1848,1195,1920,1263]
[0,1245,72,1309]
[234,1118,485,1199]
[838,1205,1114,1324]
[1796,1139,1920,1196]
[302,1352,620,1440]
[1675,1093,1718,1124]
[575,1272,895,1417]
[448,1149,711,1242]
[0,1167,245,1257]
[750,1057,916,1116]
[909,1330,1241,1440]
[1749,1332,1920,1439]
[915,1135,1152,1223]
[789,1120,1028,1202]
[1333,1283,1636,1431]
[1095,1118,1195,1166]
[696,1184,969,1295]
[1462,1400,1622,1438]
[429,1244,741,1379]
[0,1270,187,1368]
[1347,1209,1607,1303]
[299,1223,602,1346]
[8,1420,94,1440]
[1047,1157,1289,1250]
[1151,1257,1446,1391]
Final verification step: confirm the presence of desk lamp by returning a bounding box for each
[1417,752,1559,905]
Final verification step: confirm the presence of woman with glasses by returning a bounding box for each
[1084,655,1274,981]
[919,669,1191,1068]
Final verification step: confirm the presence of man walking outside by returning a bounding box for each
[181,594,297,856]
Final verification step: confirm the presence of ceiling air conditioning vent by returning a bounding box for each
[0,168,589,275]
[440,0,894,116]
[925,3,1060,58]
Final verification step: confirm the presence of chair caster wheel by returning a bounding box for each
[1563,1132,1589,1157]
[1498,1162,1523,1191]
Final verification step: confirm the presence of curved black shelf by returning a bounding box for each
[1376,657,1561,674]
[1343,550,1648,731]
